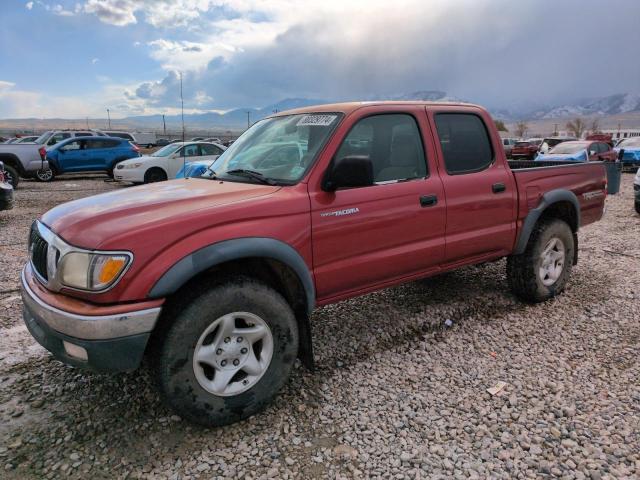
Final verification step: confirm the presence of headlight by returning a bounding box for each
[58,252,131,291]
[123,162,143,169]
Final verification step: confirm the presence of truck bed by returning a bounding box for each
[508,160,607,229]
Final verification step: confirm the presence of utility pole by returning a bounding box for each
[246,111,251,129]
[162,114,166,136]
[86,117,89,129]
[106,108,111,129]
[553,123,559,136]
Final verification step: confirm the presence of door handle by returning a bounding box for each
[492,182,506,193]
[420,194,438,207]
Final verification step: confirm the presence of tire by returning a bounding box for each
[635,201,640,215]
[3,165,19,189]
[507,219,574,303]
[152,278,299,427]
[35,167,55,182]
[143,168,167,183]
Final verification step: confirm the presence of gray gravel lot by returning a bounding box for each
[0,173,639,479]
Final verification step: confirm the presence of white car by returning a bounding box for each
[114,142,226,184]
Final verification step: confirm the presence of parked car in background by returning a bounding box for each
[511,140,540,159]
[615,137,640,167]
[175,159,214,179]
[190,137,205,141]
[35,130,107,147]
[21,101,607,427]
[39,136,140,181]
[155,138,170,146]
[0,142,48,187]
[0,161,14,211]
[539,136,577,154]
[634,168,640,214]
[3,138,21,144]
[130,132,157,147]
[104,131,135,142]
[114,141,226,183]
[543,140,617,162]
[15,136,40,143]
[204,137,222,143]
[501,138,519,158]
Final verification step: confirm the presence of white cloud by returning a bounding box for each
[91,57,99,64]
[25,1,34,10]
[84,0,138,26]
[0,80,17,92]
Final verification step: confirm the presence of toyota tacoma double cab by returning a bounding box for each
[21,102,606,426]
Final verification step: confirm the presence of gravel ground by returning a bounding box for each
[0,173,639,479]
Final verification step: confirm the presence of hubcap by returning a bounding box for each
[539,237,565,286]
[192,312,273,397]
[37,168,53,181]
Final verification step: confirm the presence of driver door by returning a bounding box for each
[57,140,85,172]
[168,144,200,178]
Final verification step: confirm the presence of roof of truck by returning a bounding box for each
[275,101,480,116]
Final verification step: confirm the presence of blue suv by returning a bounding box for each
[39,136,141,181]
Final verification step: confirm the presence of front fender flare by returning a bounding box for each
[148,237,316,315]
[513,189,580,255]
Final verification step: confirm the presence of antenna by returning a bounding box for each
[180,72,186,176]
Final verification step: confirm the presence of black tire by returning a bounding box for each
[143,168,167,183]
[507,219,574,303]
[3,165,19,189]
[152,278,299,427]
[35,167,55,182]
[635,201,640,215]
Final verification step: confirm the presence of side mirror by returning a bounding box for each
[322,155,373,192]
[618,149,625,161]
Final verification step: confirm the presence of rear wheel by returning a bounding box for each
[152,279,299,426]
[144,168,167,183]
[3,165,19,188]
[35,167,54,182]
[507,219,574,302]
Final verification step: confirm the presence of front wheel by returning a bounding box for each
[507,219,574,302]
[144,168,167,183]
[35,167,54,182]
[152,279,299,426]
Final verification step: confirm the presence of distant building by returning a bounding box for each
[603,128,640,140]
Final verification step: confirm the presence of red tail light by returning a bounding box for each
[38,147,47,161]
[131,142,140,152]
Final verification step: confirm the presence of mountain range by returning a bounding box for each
[124,91,640,128]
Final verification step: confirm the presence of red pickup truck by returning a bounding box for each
[22,102,606,426]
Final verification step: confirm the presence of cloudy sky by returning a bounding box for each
[0,0,639,118]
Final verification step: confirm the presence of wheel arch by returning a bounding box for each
[514,189,580,256]
[0,153,26,176]
[148,237,316,369]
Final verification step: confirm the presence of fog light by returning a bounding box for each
[63,341,88,361]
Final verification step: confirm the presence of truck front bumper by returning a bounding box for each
[21,266,162,372]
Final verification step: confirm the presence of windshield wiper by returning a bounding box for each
[224,169,278,185]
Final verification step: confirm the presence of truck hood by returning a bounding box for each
[41,179,281,248]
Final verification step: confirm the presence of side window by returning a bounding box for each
[61,140,81,151]
[85,139,103,149]
[48,133,71,145]
[200,144,222,156]
[182,144,200,157]
[335,114,427,183]
[435,113,494,174]
[75,132,92,137]
[598,142,610,153]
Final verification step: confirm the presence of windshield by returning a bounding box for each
[619,138,640,148]
[549,142,588,154]
[34,132,52,144]
[202,113,342,184]
[151,143,183,157]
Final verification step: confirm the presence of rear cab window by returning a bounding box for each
[434,113,494,174]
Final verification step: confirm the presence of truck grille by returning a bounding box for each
[29,223,49,280]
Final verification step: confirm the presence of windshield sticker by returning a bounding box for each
[297,115,337,127]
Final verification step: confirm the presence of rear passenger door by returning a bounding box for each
[429,109,517,263]
[310,111,446,300]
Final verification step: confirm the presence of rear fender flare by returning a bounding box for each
[513,189,580,255]
[0,153,26,176]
